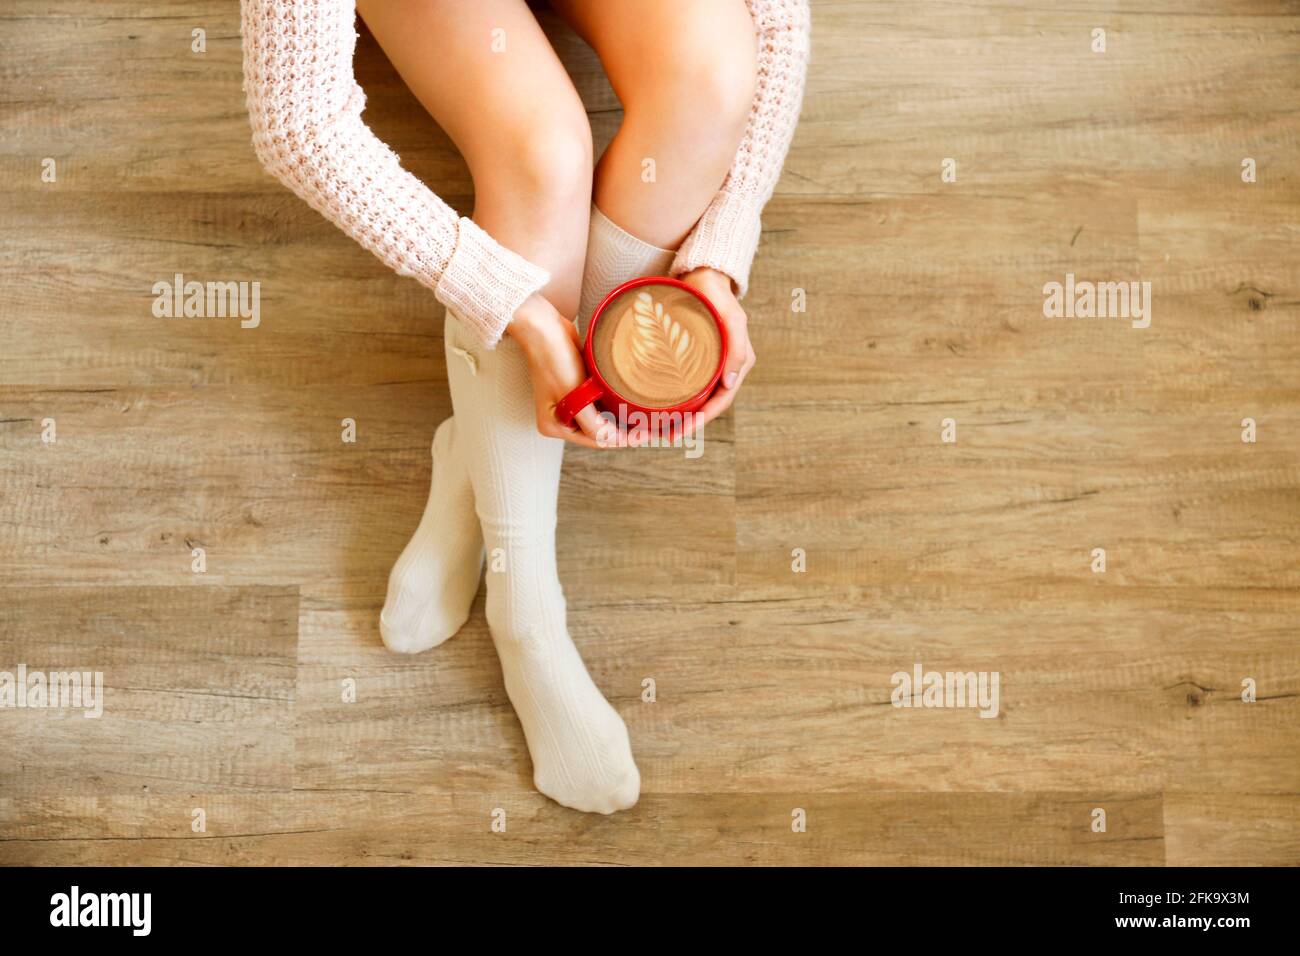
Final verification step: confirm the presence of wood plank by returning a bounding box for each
[0,791,1164,866]
[0,586,297,796]
[0,385,734,591]
[1165,793,1300,866]
[287,590,1300,796]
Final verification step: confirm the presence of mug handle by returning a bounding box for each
[554,377,604,428]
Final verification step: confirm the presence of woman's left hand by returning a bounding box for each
[671,266,756,440]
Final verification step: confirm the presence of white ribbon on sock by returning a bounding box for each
[449,345,478,376]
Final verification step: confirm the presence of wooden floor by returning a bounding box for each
[2,0,1298,866]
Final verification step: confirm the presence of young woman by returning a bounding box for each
[241,0,809,813]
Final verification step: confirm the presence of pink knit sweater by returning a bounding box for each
[241,0,809,349]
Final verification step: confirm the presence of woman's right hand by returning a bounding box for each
[507,293,621,449]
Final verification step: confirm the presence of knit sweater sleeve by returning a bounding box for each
[670,0,811,298]
[240,0,549,349]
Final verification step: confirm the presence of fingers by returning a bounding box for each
[685,382,737,437]
[574,404,620,447]
[543,418,601,449]
[686,341,755,439]
[735,341,757,389]
[721,315,749,390]
[537,403,622,449]
[562,430,602,449]
[681,269,750,391]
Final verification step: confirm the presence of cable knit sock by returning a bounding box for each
[444,309,640,814]
[577,204,677,332]
[379,417,485,654]
[485,530,641,814]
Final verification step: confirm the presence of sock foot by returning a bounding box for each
[485,536,640,814]
[496,634,641,815]
[380,418,484,654]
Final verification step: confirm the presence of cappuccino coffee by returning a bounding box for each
[590,285,723,408]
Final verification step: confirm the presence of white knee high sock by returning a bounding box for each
[379,417,485,653]
[444,310,640,814]
[577,204,677,332]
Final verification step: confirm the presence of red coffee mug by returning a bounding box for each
[554,276,729,430]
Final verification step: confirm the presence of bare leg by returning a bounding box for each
[553,0,757,248]
[358,0,593,315]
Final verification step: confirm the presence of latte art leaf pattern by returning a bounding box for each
[626,291,709,396]
[595,285,722,407]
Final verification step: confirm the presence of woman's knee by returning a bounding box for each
[677,39,757,140]
[473,107,593,216]
[619,11,756,156]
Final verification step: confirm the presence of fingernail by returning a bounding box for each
[725,371,739,389]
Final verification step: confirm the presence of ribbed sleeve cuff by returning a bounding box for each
[669,190,764,299]
[434,217,550,349]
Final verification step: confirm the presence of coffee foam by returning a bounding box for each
[591,286,721,408]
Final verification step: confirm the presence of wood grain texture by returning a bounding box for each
[1,0,1297,865]
[0,587,297,796]
[0,791,1164,866]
